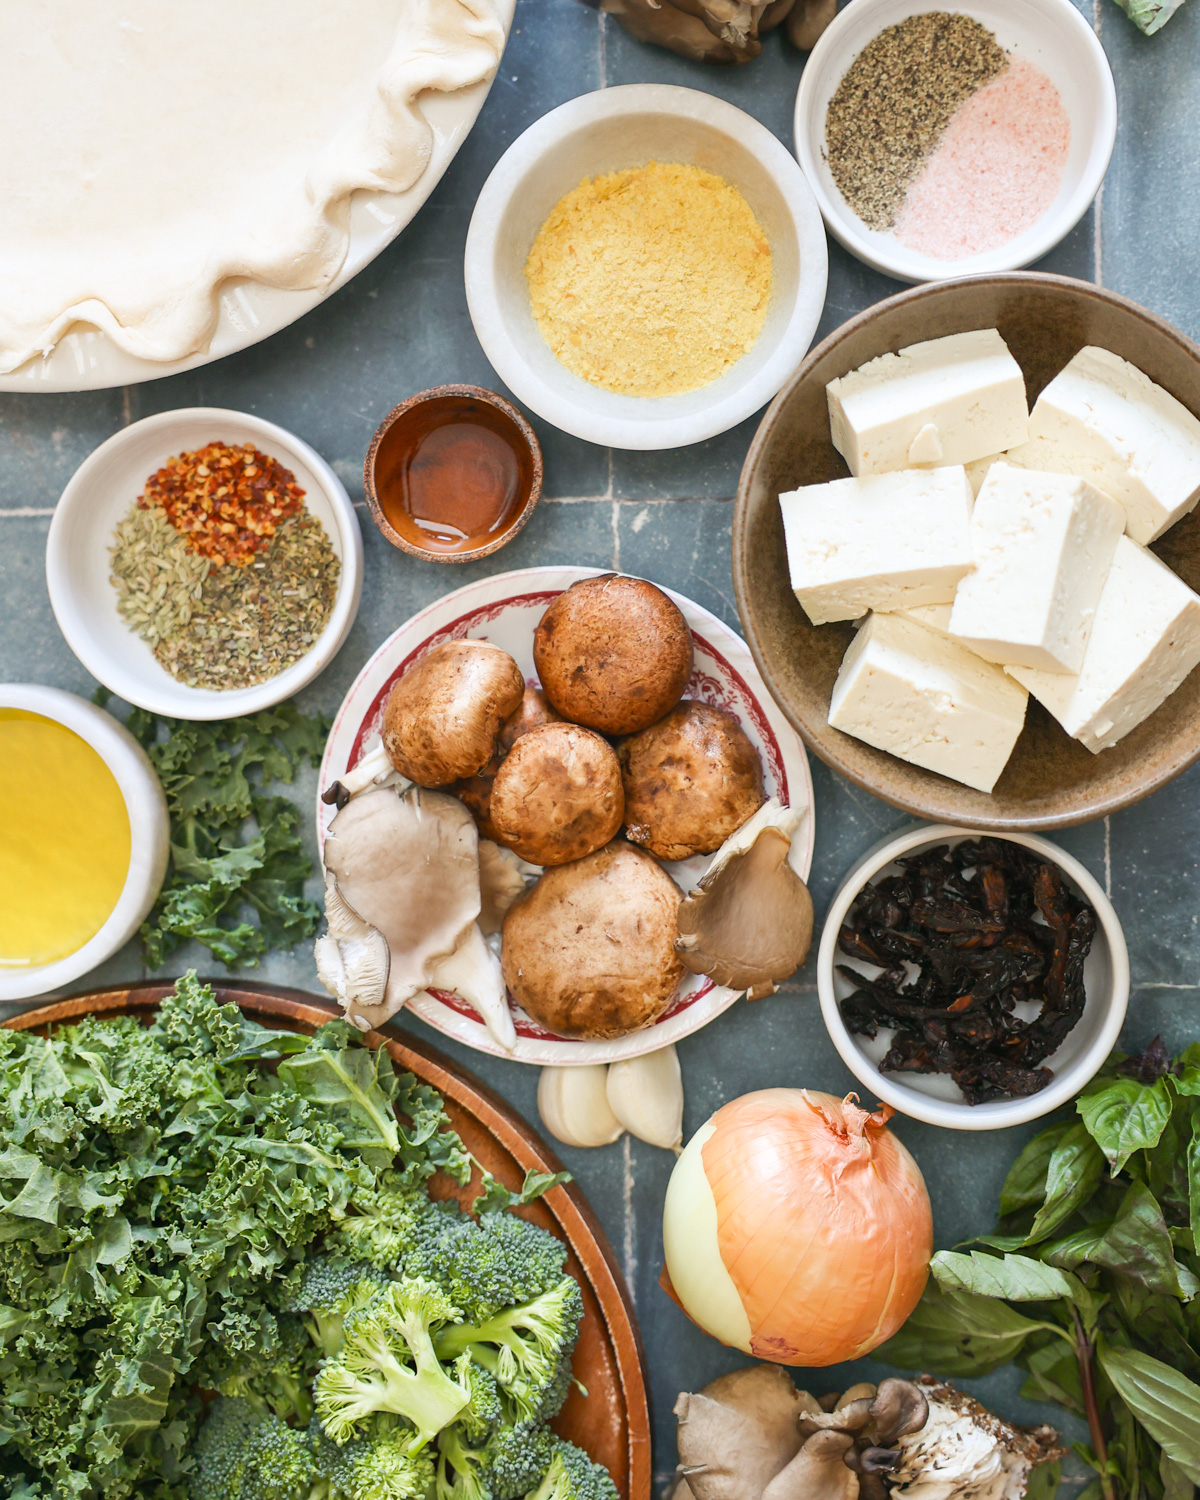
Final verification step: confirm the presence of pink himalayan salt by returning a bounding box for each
[894,56,1070,261]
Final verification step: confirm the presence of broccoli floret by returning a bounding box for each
[482,1423,555,1500]
[432,1279,583,1424]
[310,1417,435,1500]
[190,1398,314,1500]
[218,1315,320,1425]
[404,1210,569,1325]
[277,1255,388,1358]
[457,1362,503,1442]
[314,1279,470,1448]
[526,1440,618,1500]
[329,1179,450,1270]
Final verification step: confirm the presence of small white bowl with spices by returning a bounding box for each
[46,408,362,720]
[464,84,829,451]
[794,0,1116,283]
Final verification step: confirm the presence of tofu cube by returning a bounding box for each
[1006,346,1200,545]
[779,466,974,626]
[1008,536,1200,752]
[896,603,955,639]
[948,463,1125,675]
[828,612,1028,795]
[826,329,1029,477]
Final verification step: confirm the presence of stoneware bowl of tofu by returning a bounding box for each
[733,272,1200,830]
[816,824,1129,1129]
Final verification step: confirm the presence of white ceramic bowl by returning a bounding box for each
[0,685,170,1001]
[817,825,1129,1130]
[464,85,829,451]
[46,408,363,719]
[794,0,1117,284]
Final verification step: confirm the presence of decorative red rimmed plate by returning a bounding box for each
[319,565,815,1065]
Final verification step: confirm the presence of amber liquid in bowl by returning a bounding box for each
[374,395,534,555]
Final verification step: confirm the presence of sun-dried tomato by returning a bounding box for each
[139,441,305,567]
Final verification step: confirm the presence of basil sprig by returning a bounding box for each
[882,1040,1200,1500]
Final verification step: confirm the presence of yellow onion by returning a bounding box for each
[661,1089,932,1366]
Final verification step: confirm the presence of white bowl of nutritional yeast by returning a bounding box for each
[465,85,829,451]
[794,0,1117,284]
[46,408,363,721]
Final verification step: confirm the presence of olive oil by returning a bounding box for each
[0,710,131,968]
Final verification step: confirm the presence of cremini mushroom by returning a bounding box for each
[477,839,529,936]
[321,640,524,805]
[319,786,481,1030]
[675,799,813,999]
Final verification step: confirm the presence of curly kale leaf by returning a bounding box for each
[119,703,329,969]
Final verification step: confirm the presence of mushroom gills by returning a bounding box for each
[319,785,482,1031]
[675,798,813,999]
[423,922,516,1052]
[313,872,391,1026]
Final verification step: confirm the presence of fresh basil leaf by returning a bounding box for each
[1162,1451,1196,1500]
[1099,1344,1200,1484]
[1024,1461,1061,1500]
[999,1119,1073,1218]
[878,1280,1063,1376]
[1025,1123,1106,1244]
[933,1248,1082,1303]
[1081,1181,1192,1298]
[1079,1076,1175,1173]
[1020,1338,1085,1415]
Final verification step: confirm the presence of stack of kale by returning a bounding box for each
[0,975,614,1500]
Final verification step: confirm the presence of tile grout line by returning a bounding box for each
[621,1133,637,1292]
[0,507,55,518]
[121,385,133,427]
[611,498,621,569]
[1104,816,1112,897]
[598,10,608,87]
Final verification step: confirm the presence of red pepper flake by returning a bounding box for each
[139,441,305,567]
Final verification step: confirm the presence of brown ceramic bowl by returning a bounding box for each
[365,384,543,563]
[733,273,1200,831]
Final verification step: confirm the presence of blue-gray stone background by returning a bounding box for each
[1,0,1196,1488]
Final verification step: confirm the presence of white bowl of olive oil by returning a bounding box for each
[0,686,169,1001]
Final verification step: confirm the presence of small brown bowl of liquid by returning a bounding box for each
[364,385,542,563]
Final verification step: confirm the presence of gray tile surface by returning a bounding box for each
[2,0,1198,1490]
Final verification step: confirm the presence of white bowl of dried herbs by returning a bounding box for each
[46,407,363,719]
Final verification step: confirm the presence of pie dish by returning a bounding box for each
[0,0,507,387]
[318,566,816,1065]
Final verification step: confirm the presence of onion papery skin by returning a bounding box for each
[665,1088,932,1367]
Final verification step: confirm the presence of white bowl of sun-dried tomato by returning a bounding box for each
[46,407,363,719]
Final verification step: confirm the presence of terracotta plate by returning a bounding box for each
[734,272,1200,831]
[6,982,652,1500]
[320,564,815,1064]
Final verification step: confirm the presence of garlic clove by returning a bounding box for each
[538,1064,624,1148]
[606,1045,684,1151]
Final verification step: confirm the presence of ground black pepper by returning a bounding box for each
[824,13,1009,231]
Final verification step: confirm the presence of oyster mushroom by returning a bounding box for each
[892,1380,1064,1500]
[313,873,391,1014]
[422,922,516,1053]
[318,786,481,1030]
[675,1364,812,1500]
[763,1430,857,1500]
[675,799,813,999]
